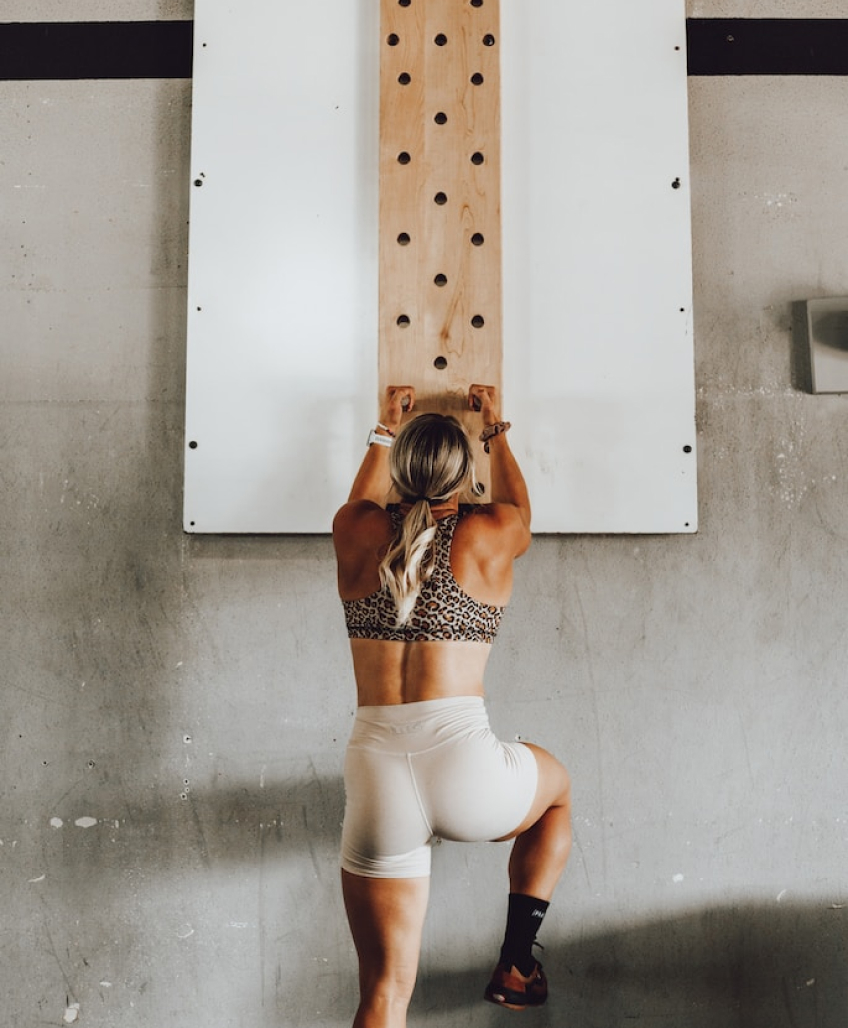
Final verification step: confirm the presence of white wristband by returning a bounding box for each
[367,429,393,448]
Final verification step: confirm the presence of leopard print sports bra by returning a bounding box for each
[342,506,504,644]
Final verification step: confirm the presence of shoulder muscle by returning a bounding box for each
[463,503,531,557]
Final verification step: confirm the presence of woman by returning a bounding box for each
[333,384,571,1027]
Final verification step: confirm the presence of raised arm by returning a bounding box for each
[468,383,531,534]
[345,386,415,504]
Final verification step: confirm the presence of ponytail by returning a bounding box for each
[378,414,475,626]
[379,501,438,625]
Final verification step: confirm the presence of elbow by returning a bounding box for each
[517,526,532,556]
[516,507,532,554]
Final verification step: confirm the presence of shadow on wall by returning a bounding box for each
[417,900,847,1028]
[184,774,346,869]
[180,778,846,1028]
[117,771,846,1027]
[791,299,815,394]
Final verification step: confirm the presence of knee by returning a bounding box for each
[528,744,571,811]
[361,966,418,1010]
[543,766,571,835]
[555,763,572,812]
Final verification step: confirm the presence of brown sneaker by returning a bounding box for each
[483,961,548,1010]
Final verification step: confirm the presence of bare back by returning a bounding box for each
[333,500,530,706]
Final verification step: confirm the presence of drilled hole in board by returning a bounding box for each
[397,232,411,245]
[188,441,198,449]
[434,356,448,370]
[397,151,411,165]
[672,177,681,189]
[397,315,411,327]
[471,72,484,85]
[434,111,448,125]
[471,314,485,328]
[434,192,448,205]
[483,34,496,46]
[387,33,400,45]
[434,33,448,46]
[434,273,448,287]
[471,151,484,165]
[683,445,693,454]
[398,72,412,85]
[470,0,483,6]
[399,0,411,6]
[471,232,485,246]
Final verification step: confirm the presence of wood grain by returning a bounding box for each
[379,0,502,473]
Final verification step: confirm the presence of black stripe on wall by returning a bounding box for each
[2,19,848,81]
[687,18,848,76]
[0,21,193,80]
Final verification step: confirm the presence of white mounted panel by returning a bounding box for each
[501,2,696,532]
[184,1,380,533]
[184,0,696,534]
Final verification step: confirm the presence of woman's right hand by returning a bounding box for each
[468,384,501,426]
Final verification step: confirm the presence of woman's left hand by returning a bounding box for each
[380,386,415,433]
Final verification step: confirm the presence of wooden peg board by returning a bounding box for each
[379,0,501,451]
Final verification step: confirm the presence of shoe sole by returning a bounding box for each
[484,986,547,1010]
[485,994,531,1010]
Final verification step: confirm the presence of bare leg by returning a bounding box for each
[342,869,430,1028]
[496,744,572,900]
[483,746,571,1008]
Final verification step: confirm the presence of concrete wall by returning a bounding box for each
[1,0,192,19]
[3,3,848,1026]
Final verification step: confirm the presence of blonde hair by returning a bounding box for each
[379,414,476,624]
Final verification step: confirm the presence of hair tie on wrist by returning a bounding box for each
[479,420,511,453]
[376,422,396,437]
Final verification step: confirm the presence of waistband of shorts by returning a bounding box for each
[355,695,485,724]
[350,695,490,749]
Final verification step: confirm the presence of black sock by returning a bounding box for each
[498,893,549,976]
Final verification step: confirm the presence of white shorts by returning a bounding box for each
[341,696,538,878]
